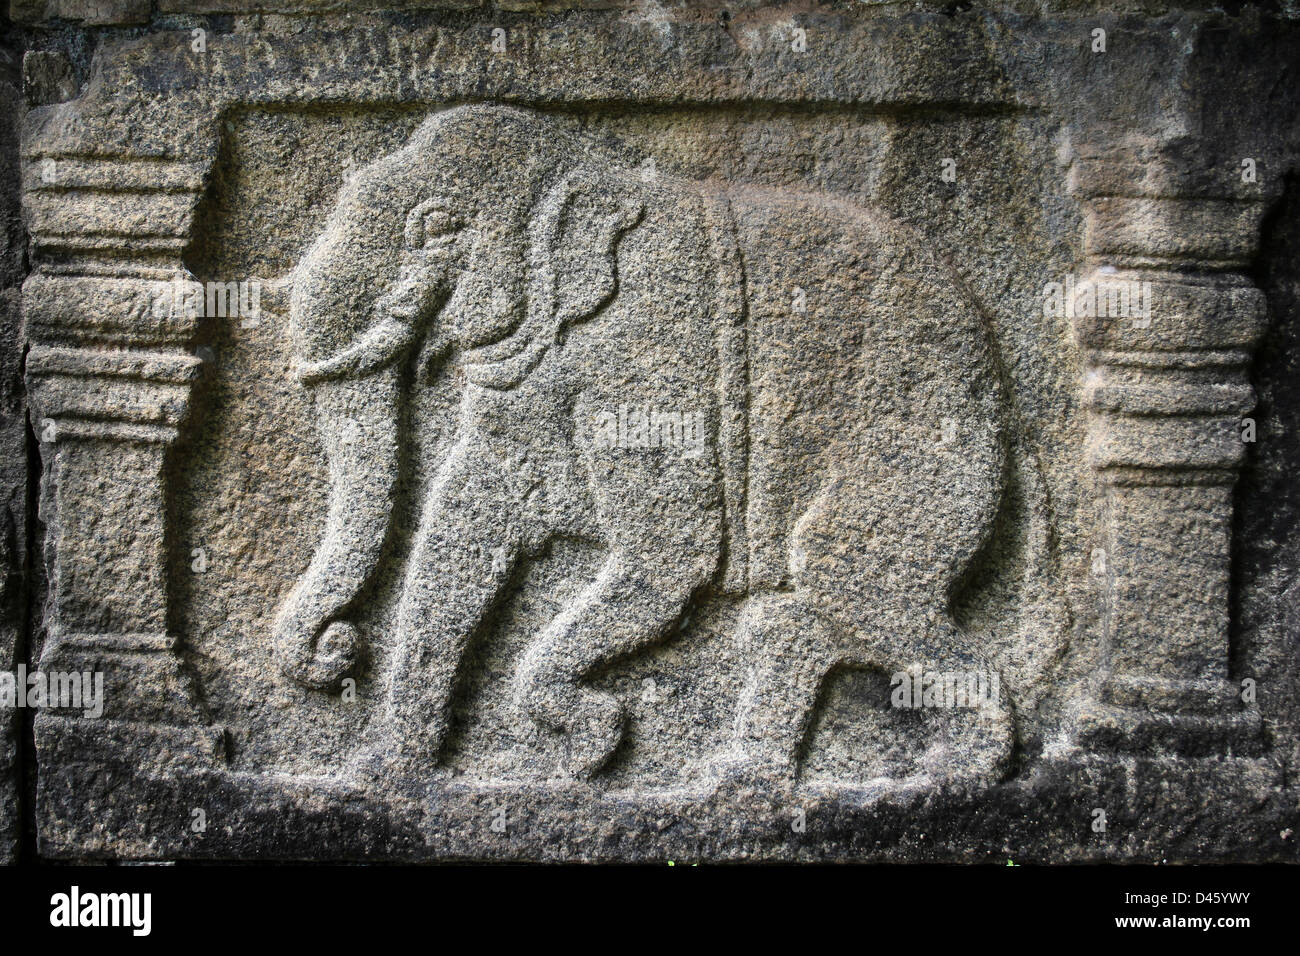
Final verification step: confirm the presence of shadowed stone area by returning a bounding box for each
[4,1,1300,862]
[1,11,30,866]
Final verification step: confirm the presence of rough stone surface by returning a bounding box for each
[6,2,1300,862]
[1,11,28,866]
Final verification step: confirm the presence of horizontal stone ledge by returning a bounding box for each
[1087,347,1254,370]
[1069,275,1266,352]
[24,273,206,343]
[24,14,1024,115]
[30,745,1289,862]
[25,190,199,241]
[1083,197,1268,266]
[1084,381,1255,417]
[1069,703,1263,758]
[32,417,182,445]
[1067,155,1272,203]
[1090,465,1241,488]
[27,344,204,384]
[14,0,815,24]
[23,157,210,193]
[1076,254,1260,273]
[27,375,195,428]
[27,235,193,259]
[1101,675,1239,715]
[50,631,179,654]
[1085,414,1247,471]
[35,714,227,775]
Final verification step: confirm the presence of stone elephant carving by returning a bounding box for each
[274,104,1013,784]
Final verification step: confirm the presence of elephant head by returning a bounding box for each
[274,105,644,689]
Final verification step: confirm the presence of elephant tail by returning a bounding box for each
[273,368,402,691]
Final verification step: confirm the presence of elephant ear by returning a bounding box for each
[531,169,645,329]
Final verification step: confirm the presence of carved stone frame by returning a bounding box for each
[18,10,1295,861]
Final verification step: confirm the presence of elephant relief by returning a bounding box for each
[274,104,1014,787]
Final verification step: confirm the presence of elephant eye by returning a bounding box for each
[404,200,464,250]
[421,208,463,239]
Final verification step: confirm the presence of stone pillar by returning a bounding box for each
[22,154,223,764]
[1068,155,1267,756]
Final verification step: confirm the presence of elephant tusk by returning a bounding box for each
[297,316,417,385]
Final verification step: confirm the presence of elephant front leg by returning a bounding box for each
[514,550,713,778]
[383,446,521,773]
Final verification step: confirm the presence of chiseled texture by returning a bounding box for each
[6,2,1300,862]
[0,17,29,865]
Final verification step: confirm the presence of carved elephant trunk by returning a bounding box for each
[272,171,418,688]
[271,369,401,690]
[271,136,446,688]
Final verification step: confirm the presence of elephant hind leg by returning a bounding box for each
[777,459,1016,789]
[726,594,1015,793]
[514,547,713,779]
[727,595,848,787]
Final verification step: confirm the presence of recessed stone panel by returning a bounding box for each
[8,4,1300,863]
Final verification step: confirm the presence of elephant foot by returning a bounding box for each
[914,694,1014,792]
[558,689,625,779]
[516,667,625,778]
[346,742,442,791]
[277,620,357,691]
[709,750,798,802]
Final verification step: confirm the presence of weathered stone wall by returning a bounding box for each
[1,9,28,866]
[4,1,1300,862]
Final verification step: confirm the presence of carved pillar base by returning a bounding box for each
[1073,480,1261,756]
